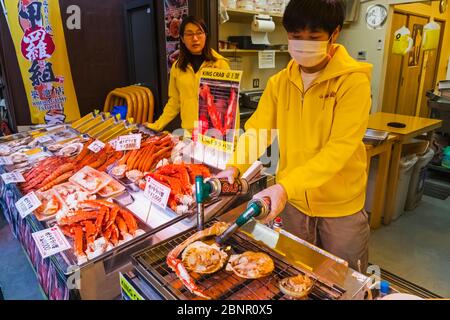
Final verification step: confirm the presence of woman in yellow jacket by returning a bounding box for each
[147,16,231,136]
[219,0,372,271]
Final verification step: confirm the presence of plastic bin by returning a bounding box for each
[405,148,435,211]
[364,157,378,214]
[392,155,418,220]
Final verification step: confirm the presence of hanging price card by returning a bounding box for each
[115,134,142,151]
[88,140,106,153]
[0,156,13,165]
[15,191,42,219]
[144,177,170,209]
[32,227,71,259]
[1,171,26,184]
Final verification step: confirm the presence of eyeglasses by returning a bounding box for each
[183,31,206,39]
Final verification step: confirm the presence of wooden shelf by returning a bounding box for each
[219,49,289,55]
[225,8,283,23]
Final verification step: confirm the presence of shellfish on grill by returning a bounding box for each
[181,241,228,274]
[278,274,314,299]
[225,251,274,279]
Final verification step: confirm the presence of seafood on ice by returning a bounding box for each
[144,163,211,214]
[278,274,314,299]
[166,222,230,300]
[52,182,97,211]
[182,241,228,274]
[69,166,112,194]
[58,199,144,265]
[116,133,175,174]
[19,139,122,193]
[225,252,274,279]
[98,179,126,198]
[34,190,67,220]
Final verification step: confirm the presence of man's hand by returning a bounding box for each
[253,184,288,224]
[215,166,239,184]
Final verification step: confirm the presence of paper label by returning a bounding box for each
[109,138,118,149]
[115,134,142,151]
[15,192,42,219]
[258,50,276,69]
[119,273,144,300]
[37,135,54,144]
[88,140,106,153]
[2,171,26,184]
[32,227,71,259]
[144,176,170,210]
[0,156,13,165]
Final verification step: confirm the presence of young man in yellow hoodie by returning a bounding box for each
[219,0,372,271]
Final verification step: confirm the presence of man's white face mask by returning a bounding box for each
[288,37,332,68]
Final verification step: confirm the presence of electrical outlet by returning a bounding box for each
[253,79,260,88]
[357,50,368,61]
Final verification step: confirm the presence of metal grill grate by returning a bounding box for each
[132,221,345,300]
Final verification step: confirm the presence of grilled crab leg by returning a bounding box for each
[166,222,230,300]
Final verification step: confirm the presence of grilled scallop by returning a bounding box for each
[181,241,228,274]
[279,274,314,299]
[225,252,274,279]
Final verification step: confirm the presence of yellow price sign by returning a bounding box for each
[119,273,144,300]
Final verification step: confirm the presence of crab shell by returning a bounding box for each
[278,274,314,299]
[181,241,228,274]
[225,252,274,279]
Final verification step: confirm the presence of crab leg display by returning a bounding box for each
[200,84,223,135]
[56,200,142,264]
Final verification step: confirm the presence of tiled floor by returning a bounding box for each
[0,195,448,300]
[369,195,450,298]
[0,214,45,300]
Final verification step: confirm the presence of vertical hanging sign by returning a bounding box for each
[193,68,242,169]
[4,0,81,125]
[164,0,189,74]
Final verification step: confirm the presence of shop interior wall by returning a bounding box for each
[219,21,291,91]
[60,0,130,119]
[394,1,450,82]
[338,0,450,114]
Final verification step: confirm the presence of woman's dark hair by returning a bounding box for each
[283,0,346,36]
[176,16,217,72]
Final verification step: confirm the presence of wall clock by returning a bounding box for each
[366,4,388,29]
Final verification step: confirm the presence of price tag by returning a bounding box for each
[115,134,142,151]
[144,177,170,209]
[15,192,42,219]
[37,135,54,144]
[1,171,26,184]
[109,138,118,149]
[119,273,144,300]
[0,156,13,165]
[88,140,106,153]
[0,145,10,153]
[32,226,71,259]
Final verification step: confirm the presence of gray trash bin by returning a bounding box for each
[405,148,435,211]
[364,157,378,214]
[392,155,418,221]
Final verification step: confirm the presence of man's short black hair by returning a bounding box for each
[283,0,346,36]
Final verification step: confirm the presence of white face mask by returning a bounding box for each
[288,39,331,68]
